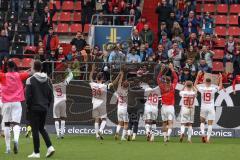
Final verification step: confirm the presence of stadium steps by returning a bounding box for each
[141,0,159,49]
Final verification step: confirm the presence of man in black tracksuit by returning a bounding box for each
[127,83,144,141]
[26,60,55,158]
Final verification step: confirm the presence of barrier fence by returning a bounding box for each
[20,61,240,137]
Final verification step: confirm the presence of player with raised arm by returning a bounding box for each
[179,81,197,143]
[194,73,223,143]
[89,64,109,140]
[141,80,161,142]
[112,71,130,141]
[157,63,178,143]
[0,61,30,154]
[53,68,73,139]
[232,75,240,95]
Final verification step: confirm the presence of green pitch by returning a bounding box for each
[0,135,239,160]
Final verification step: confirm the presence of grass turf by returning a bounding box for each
[0,135,239,160]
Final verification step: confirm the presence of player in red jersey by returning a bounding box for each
[157,63,178,143]
[232,75,240,95]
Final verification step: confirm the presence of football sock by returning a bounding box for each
[127,130,132,136]
[207,125,213,141]
[55,121,60,137]
[4,127,11,150]
[180,125,185,135]
[167,128,172,137]
[163,132,167,139]
[200,123,205,136]
[145,124,150,134]
[13,125,21,143]
[116,125,121,134]
[94,123,99,137]
[151,124,156,134]
[1,120,4,132]
[132,133,136,139]
[99,120,106,134]
[60,120,65,136]
[122,129,127,139]
[188,126,193,141]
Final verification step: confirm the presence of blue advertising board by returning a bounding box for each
[94,26,133,49]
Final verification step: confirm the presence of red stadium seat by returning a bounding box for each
[62,1,74,11]
[74,1,82,11]
[203,4,215,13]
[11,58,21,67]
[52,13,59,22]
[83,24,90,33]
[216,38,226,48]
[22,58,33,68]
[212,62,224,72]
[70,24,82,33]
[25,46,37,54]
[73,12,81,22]
[56,23,69,33]
[228,27,240,36]
[59,12,72,22]
[196,4,201,13]
[215,15,227,25]
[213,49,224,60]
[215,26,227,36]
[230,4,240,14]
[49,1,61,10]
[229,15,238,25]
[203,0,216,2]
[217,4,228,13]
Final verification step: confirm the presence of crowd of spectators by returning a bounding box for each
[0,0,240,84]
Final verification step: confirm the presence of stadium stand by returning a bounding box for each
[0,0,239,84]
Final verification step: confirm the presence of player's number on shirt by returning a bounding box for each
[56,88,63,97]
[203,92,211,102]
[183,97,194,106]
[148,93,158,104]
[92,88,102,97]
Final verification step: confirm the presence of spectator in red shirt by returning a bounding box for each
[43,27,59,56]
[136,17,147,32]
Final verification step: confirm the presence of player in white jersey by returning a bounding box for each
[53,69,73,139]
[112,71,130,141]
[194,73,223,143]
[89,64,109,140]
[141,80,161,142]
[179,81,197,143]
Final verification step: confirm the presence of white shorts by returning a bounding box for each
[92,105,107,119]
[2,102,22,123]
[144,107,158,121]
[117,109,128,122]
[53,101,67,118]
[180,106,195,124]
[200,106,215,121]
[161,105,175,121]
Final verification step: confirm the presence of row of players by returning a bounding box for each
[0,61,223,155]
[87,63,223,143]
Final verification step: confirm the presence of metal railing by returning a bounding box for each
[42,61,158,82]
[90,14,136,26]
